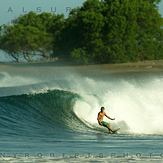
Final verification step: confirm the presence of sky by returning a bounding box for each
[0,0,163,25]
[0,0,85,25]
[159,0,163,15]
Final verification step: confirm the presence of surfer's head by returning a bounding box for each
[101,107,105,112]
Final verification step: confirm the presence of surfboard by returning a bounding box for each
[110,128,120,134]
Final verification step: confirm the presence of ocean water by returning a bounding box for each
[0,64,163,162]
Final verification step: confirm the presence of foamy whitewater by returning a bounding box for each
[74,76,163,135]
[0,64,163,162]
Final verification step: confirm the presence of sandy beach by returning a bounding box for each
[0,60,163,74]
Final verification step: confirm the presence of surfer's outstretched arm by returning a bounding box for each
[104,113,115,120]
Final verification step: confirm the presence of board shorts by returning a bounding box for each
[101,121,109,127]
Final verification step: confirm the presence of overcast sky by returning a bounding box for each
[0,0,163,25]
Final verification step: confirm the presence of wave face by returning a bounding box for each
[0,67,163,136]
[0,90,91,138]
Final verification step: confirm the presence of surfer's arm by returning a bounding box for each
[105,113,115,120]
[98,120,102,125]
[97,113,102,125]
[97,119,102,125]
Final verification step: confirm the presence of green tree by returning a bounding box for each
[67,0,163,63]
[71,48,89,64]
[0,24,53,62]
[0,0,162,63]
[0,12,64,62]
[136,0,163,60]
[60,0,105,63]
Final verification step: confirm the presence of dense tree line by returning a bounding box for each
[0,0,162,63]
[0,12,64,62]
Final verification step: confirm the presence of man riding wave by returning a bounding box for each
[97,107,115,133]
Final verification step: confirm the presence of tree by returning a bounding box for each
[0,24,53,62]
[136,0,163,60]
[71,48,89,64]
[0,0,162,63]
[0,12,63,62]
[65,0,163,63]
[59,0,105,63]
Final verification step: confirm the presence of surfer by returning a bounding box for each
[97,107,115,133]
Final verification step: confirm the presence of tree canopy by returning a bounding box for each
[0,12,64,62]
[0,0,162,63]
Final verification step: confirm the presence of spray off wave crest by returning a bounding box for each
[105,79,163,135]
[72,76,163,135]
[0,72,41,87]
[0,70,163,135]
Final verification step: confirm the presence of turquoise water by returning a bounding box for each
[0,64,163,162]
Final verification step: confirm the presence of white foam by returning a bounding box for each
[0,72,40,87]
[73,77,163,135]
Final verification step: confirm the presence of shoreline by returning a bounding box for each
[0,60,163,73]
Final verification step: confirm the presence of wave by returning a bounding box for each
[0,90,93,137]
[73,76,163,135]
[0,69,163,135]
